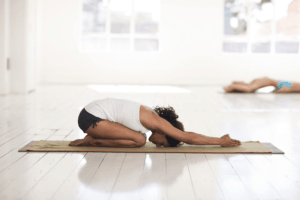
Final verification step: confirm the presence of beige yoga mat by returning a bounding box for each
[18,140,281,154]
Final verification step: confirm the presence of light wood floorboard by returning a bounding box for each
[0,85,300,200]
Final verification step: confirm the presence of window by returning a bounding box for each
[223,0,300,54]
[80,0,161,52]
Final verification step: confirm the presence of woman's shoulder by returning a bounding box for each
[142,105,158,114]
[140,105,160,130]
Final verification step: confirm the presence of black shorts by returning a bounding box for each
[78,108,104,132]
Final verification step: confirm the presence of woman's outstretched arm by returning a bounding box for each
[140,107,241,147]
[157,117,241,147]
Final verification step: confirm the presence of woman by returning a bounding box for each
[224,77,300,93]
[69,98,241,148]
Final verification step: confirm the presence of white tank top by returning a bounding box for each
[84,98,150,136]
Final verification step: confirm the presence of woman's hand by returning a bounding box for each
[220,134,241,147]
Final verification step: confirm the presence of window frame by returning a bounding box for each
[79,0,162,53]
[222,0,300,55]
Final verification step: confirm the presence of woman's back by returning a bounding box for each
[84,98,149,134]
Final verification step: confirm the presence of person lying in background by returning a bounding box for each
[223,77,300,93]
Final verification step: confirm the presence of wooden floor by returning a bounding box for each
[0,84,300,200]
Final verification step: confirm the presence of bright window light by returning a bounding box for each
[223,0,300,54]
[87,85,191,93]
[145,154,152,169]
[80,0,161,52]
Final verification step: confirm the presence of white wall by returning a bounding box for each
[10,0,27,93]
[10,0,36,93]
[26,0,37,91]
[0,0,10,95]
[38,0,300,85]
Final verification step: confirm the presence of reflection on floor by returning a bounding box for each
[0,85,300,200]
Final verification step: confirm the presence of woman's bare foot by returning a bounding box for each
[69,135,94,146]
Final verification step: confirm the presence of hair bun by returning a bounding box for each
[153,106,185,147]
[154,106,178,124]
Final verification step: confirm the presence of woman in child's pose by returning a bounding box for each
[69,98,241,148]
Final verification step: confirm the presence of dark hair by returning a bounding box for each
[153,106,185,147]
